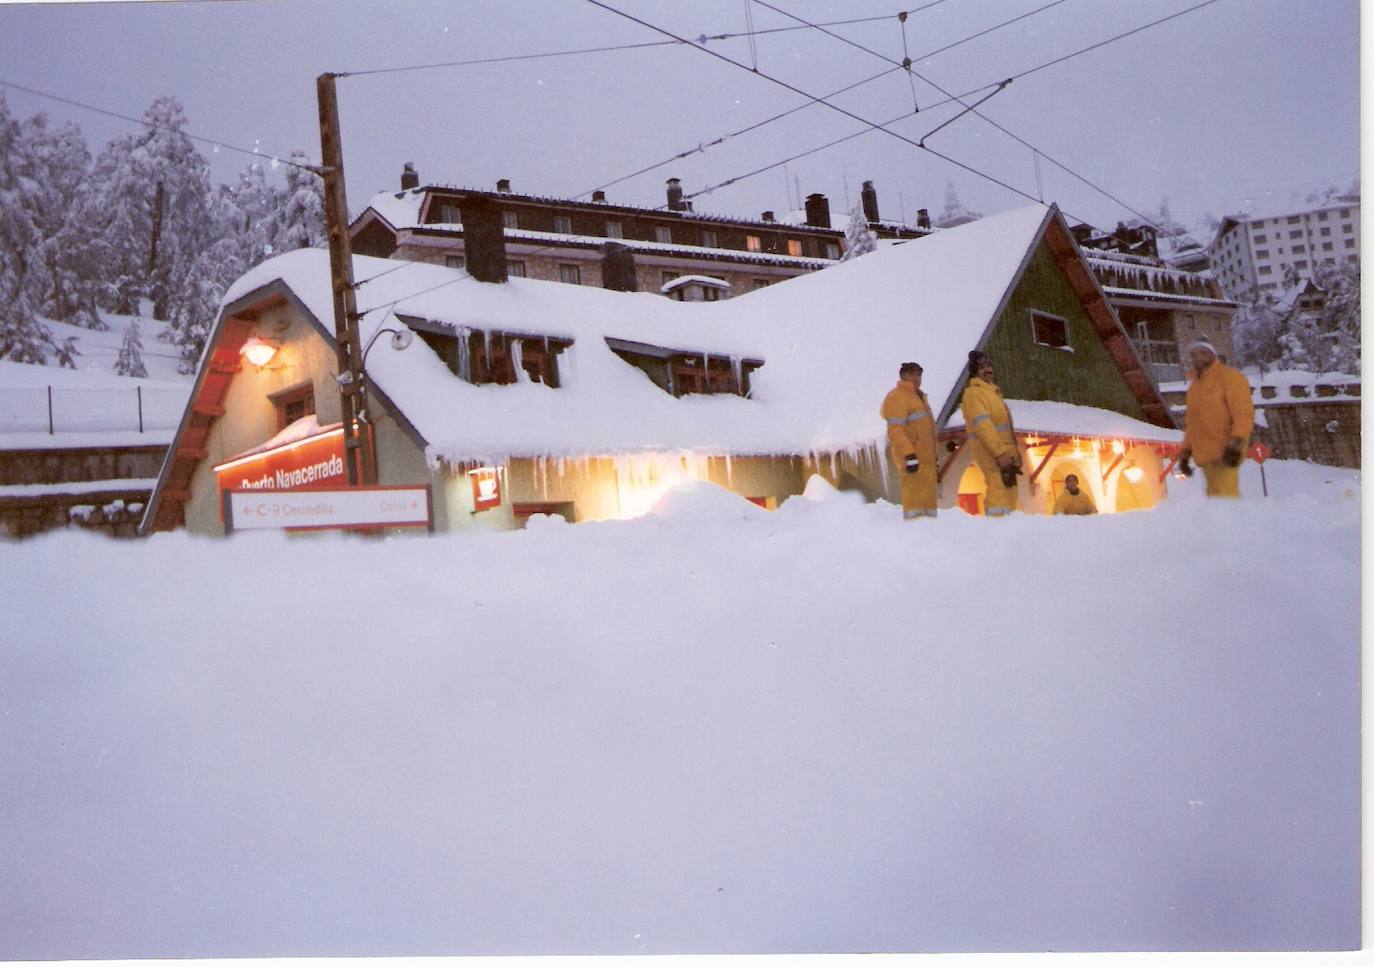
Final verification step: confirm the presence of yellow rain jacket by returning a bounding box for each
[881,382,937,466]
[1053,487,1098,515]
[960,377,1016,461]
[881,382,938,517]
[960,376,1020,516]
[1183,361,1254,465]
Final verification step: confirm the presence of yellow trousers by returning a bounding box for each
[899,462,938,519]
[1201,460,1242,498]
[972,449,1019,517]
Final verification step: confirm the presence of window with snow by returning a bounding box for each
[501,210,519,230]
[446,255,466,270]
[438,204,462,224]
[606,221,623,239]
[824,242,840,260]
[508,260,527,278]
[559,264,582,285]
[786,239,803,257]
[701,229,718,248]
[745,235,762,253]
[270,382,315,431]
[553,215,572,234]
[406,319,570,388]
[654,226,672,244]
[1029,310,1071,351]
[670,354,759,397]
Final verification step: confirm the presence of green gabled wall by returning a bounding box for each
[976,239,1148,421]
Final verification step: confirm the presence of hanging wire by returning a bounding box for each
[0,78,319,174]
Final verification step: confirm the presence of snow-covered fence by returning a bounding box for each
[0,385,190,435]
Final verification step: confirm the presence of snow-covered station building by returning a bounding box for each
[140,204,1183,536]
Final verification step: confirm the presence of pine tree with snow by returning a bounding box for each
[0,92,53,363]
[114,317,149,378]
[839,205,877,263]
[52,335,81,369]
[84,96,213,320]
[274,150,326,251]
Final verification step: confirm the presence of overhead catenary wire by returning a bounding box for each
[0,77,319,174]
[582,0,1044,208]
[335,1,956,78]
[574,0,1070,202]
[750,0,1225,245]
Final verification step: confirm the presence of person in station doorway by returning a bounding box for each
[881,361,938,520]
[960,350,1021,517]
[1177,339,1254,498]
[1053,473,1098,515]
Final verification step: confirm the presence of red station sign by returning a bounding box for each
[213,425,353,506]
[1248,441,1272,464]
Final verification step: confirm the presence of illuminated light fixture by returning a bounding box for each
[1112,439,1126,455]
[240,336,279,367]
[1123,464,1145,484]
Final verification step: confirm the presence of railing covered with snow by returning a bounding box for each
[0,385,191,436]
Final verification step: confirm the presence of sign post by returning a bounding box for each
[1248,441,1272,497]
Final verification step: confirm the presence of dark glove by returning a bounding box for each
[1222,439,1243,468]
[904,455,920,474]
[1177,454,1194,478]
[999,463,1022,488]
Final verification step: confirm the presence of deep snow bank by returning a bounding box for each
[0,461,1360,957]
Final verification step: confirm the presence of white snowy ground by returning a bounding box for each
[0,460,1360,957]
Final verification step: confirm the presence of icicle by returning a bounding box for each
[457,326,472,382]
[730,355,742,395]
[724,453,734,488]
[829,450,838,479]
[511,338,527,382]
[557,456,565,478]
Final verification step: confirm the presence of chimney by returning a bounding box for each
[916,208,930,230]
[761,211,775,222]
[861,180,880,224]
[804,192,831,229]
[666,177,686,212]
[461,196,508,283]
[601,241,638,292]
[592,189,607,203]
[400,162,419,191]
[496,178,512,194]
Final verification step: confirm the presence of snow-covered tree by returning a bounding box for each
[85,96,213,320]
[838,204,877,262]
[0,92,53,363]
[114,317,148,378]
[274,150,326,251]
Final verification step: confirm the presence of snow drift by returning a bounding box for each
[0,460,1360,957]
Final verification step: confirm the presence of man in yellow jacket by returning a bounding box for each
[960,351,1021,517]
[1178,340,1255,498]
[881,361,938,519]
[1053,473,1098,515]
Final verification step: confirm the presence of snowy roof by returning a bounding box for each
[211,203,1158,463]
[661,275,732,293]
[945,399,1181,444]
[1231,195,1360,224]
[356,189,426,229]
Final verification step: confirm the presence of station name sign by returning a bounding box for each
[213,425,351,495]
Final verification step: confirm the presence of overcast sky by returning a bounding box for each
[0,0,1361,238]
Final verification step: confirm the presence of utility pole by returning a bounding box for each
[316,72,375,486]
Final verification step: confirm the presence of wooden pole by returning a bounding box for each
[316,72,376,486]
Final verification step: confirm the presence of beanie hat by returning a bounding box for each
[968,350,990,378]
[1187,339,1218,358]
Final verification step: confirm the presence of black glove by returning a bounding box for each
[904,455,920,474]
[999,463,1022,488]
[1222,440,1243,468]
[1177,454,1194,477]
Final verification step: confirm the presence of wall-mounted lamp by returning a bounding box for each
[240,336,280,367]
[1123,464,1144,484]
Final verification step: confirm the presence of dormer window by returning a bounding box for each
[606,337,762,399]
[553,215,572,234]
[399,315,571,387]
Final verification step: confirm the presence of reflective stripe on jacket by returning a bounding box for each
[960,377,1015,459]
[881,383,937,465]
